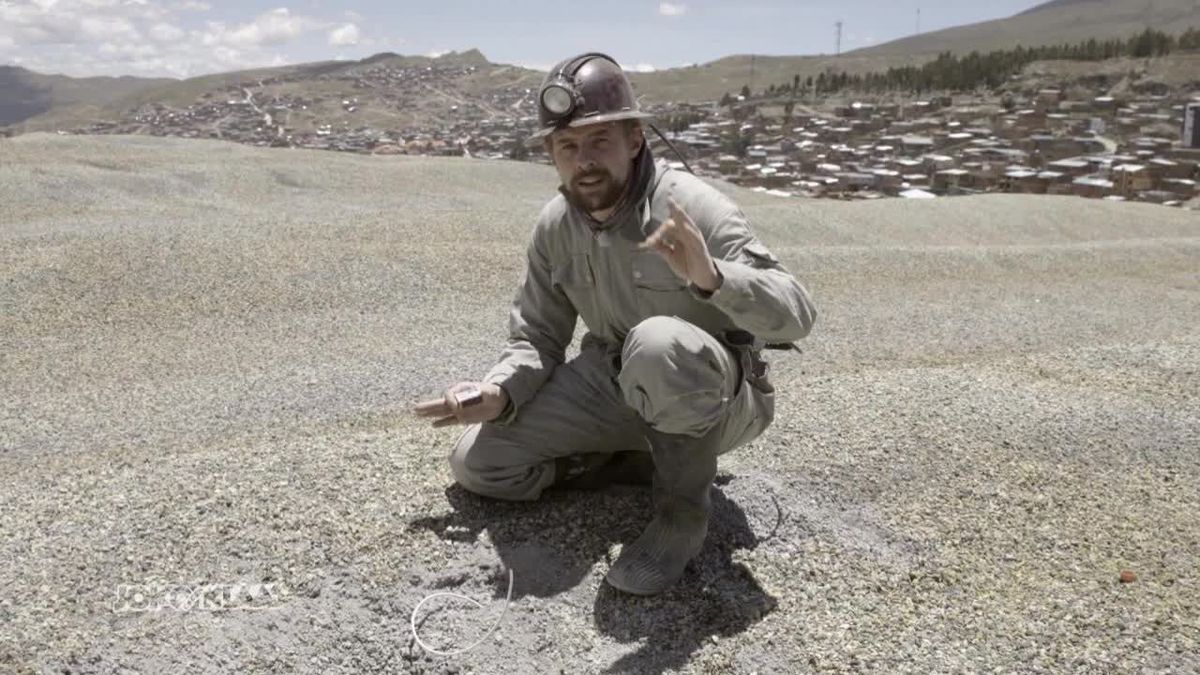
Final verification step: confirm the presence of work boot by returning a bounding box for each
[605,423,720,595]
[553,451,655,490]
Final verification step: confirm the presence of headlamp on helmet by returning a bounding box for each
[540,82,576,118]
[526,52,659,148]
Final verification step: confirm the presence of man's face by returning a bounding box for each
[547,122,643,214]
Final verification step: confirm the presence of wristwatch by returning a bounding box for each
[689,266,724,300]
[454,387,484,408]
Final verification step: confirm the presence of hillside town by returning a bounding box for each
[666,92,1200,207]
[55,59,1200,208]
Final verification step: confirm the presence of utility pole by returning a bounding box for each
[835,20,843,56]
[916,7,922,35]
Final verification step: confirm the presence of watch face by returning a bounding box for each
[454,388,484,408]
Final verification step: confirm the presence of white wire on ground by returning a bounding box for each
[409,568,514,656]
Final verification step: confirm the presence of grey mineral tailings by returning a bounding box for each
[1,134,1197,674]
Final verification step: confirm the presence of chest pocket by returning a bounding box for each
[551,253,595,309]
[631,250,690,318]
[631,251,685,291]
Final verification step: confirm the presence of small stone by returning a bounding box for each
[1119,570,1136,583]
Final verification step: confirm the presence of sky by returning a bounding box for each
[0,0,1051,79]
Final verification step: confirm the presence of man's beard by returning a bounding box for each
[569,169,625,213]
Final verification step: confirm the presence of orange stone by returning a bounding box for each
[1119,570,1137,583]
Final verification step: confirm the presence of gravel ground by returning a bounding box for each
[1,133,1198,674]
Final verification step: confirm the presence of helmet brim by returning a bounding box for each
[525,110,655,148]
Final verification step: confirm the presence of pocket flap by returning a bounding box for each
[632,251,685,291]
[743,242,779,265]
[552,254,593,289]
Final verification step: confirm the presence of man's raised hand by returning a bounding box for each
[639,196,721,292]
[413,382,509,428]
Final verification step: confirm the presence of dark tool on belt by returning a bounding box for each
[724,330,802,353]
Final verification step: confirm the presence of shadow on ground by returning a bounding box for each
[407,474,783,673]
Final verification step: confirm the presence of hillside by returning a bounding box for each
[5,0,1199,129]
[2,133,1198,673]
[7,49,538,135]
[0,65,170,126]
[1012,51,1200,95]
[1017,0,1105,16]
[628,53,931,103]
[852,0,1200,57]
[633,0,1200,101]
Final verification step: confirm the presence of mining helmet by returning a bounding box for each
[526,52,654,147]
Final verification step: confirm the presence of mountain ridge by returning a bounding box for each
[850,0,1199,57]
[4,1,1199,127]
[1018,0,1107,16]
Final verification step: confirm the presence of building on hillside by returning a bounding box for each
[1149,158,1191,180]
[1112,164,1156,196]
[1071,176,1114,199]
[933,168,971,193]
[1002,169,1042,194]
[1045,158,1093,177]
[1036,89,1064,111]
[1160,178,1199,199]
[1184,103,1200,149]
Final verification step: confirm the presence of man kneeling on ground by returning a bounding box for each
[415,52,817,595]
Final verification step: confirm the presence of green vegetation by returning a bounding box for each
[743,28,1200,98]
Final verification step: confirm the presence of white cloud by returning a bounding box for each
[210,45,240,65]
[659,2,687,17]
[81,16,141,40]
[98,40,159,60]
[1,0,149,46]
[328,23,359,47]
[0,0,336,78]
[208,8,319,49]
[149,22,185,42]
[627,63,656,73]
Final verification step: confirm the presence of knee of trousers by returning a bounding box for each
[447,424,549,502]
[617,316,734,438]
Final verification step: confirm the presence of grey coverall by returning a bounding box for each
[450,148,816,501]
